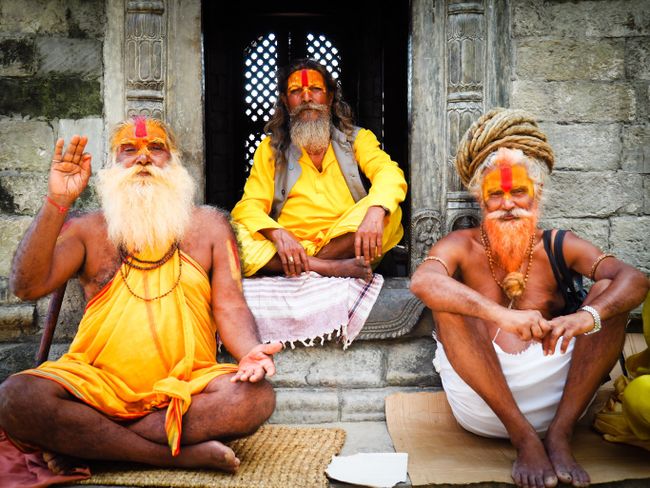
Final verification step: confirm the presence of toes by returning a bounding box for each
[571,469,590,487]
[555,468,572,485]
[543,470,558,488]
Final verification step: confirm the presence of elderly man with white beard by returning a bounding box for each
[0,117,282,475]
[231,58,407,280]
[410,109,649,488]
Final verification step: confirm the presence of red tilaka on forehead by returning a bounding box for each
[134,116,147,138]
[500,165,513,193]
[301,69,309,87]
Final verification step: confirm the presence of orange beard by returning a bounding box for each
[483,208,538,273]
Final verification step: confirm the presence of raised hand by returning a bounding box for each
[231,342,283,383]
[266,228,309,276]
[355,206,386,265]
[48,136,92,207]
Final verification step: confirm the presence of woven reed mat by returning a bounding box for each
[386,390,650,486]
[74,425,345,488]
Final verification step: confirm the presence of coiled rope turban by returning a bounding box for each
[454,108,555,188]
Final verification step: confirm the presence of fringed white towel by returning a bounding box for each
[242,272,384,349]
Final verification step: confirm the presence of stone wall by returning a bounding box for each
[0,0,105,378]
[511,0,650,274]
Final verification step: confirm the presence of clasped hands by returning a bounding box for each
[503,308,598,355]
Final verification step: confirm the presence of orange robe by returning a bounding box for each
[19,250,238,455]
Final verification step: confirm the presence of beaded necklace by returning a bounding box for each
[119,242,182,301]
[480,225,535,309]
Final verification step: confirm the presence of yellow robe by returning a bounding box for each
[231,129,407,277]
[19,250,238,455]
[594,294,650,450]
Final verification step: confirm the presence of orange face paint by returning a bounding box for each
[112,118,171,156]
[482,164,534,202]
[287,69,327,95]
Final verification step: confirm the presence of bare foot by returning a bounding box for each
[42,451,88,475]
[171,440,240,472]
[511,435,558,488]
[323,258,373,281]
[545,431,590,487]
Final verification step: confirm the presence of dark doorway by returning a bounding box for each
[202,0,410,270]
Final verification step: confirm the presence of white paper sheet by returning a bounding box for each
[325,452,408,488]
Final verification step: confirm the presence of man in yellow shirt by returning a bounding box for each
[231,59,407,280]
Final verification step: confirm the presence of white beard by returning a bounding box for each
[97,152,195,254]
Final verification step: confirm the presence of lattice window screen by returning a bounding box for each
[244,33,277,168]
[306,33,341,80]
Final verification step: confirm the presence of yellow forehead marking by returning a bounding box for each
[482,164,534,202]
[287,69,327,94]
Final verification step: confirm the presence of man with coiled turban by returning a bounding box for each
[411,108,649,488]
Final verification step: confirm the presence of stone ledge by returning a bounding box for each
[0,303,35,341]
[358,278,425,340]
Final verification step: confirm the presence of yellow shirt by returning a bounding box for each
[231,128,407,241]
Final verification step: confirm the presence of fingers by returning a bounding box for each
[354,233,362,260]
[299,248,310,273]
[375,227,383,259]
[545,325,564,355]
[279,252,290,276]
[53,138,65,162]
[57,135,88,165]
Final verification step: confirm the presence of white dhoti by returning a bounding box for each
[435,337,576,438]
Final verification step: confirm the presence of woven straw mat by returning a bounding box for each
[75,425,346,488]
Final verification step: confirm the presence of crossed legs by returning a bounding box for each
[435,282,627,488]
[0,373,275,472]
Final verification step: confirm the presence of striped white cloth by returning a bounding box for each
[242,272,384,349]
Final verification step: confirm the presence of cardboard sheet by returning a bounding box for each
[386,390,650,486]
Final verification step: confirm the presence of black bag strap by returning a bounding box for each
[543,229,565,294]
[554,230,585,295]
[543,229,586,303]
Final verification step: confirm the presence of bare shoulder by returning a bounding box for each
[189,205,235,242]
[61,210,106,240]
[432,228,476,253]
[192,205,231,228]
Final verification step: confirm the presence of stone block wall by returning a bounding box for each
[219,317,441,423]
[511,0,650,274]
[0,0,105,379]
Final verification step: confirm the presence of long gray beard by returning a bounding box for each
[289,103,331,153]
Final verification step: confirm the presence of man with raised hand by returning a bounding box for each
[0,117,282,474]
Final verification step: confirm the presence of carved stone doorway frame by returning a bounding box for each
[409,0,511,272]
[104,0,205,191]
[104,0,511,275]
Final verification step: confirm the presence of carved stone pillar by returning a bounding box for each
[409,0,510,272]
[125,0,166,118]
[105,0,205,197]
